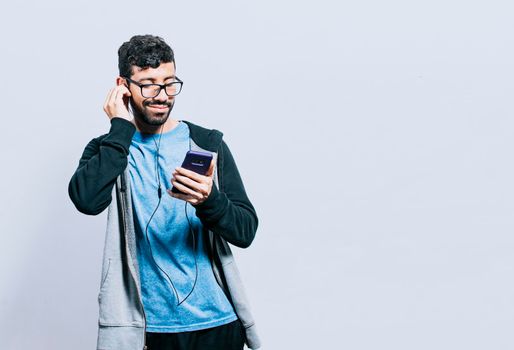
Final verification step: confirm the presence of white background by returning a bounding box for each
[0,0,513,349]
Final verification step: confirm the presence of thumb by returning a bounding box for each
[120,84,132,97]
[206,159,215,177]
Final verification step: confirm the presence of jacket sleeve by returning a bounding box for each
[68,118,136,215]
[193,140,258,248]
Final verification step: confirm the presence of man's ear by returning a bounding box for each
[116,76,126,86]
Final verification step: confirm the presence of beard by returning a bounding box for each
[130,98,175,126]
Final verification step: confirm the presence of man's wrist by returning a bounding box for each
[194,184,221,209]
[104,117,136,151]
[110,115,132,123]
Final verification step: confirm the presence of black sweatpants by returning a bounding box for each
[145,320,246,350]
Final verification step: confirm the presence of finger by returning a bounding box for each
[113,86,125,104]
[107,86,121,108]
[170,180,203,200]
[111,86,131,117]
[173,174,209,195]
[167,189,199,204]
[118,84,132,98]
[167,189,185,199]
[103,88,115,112]
[104,88,114,105]
[206,159,215,177]
[175,167,206,182]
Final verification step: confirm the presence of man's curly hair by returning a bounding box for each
[118,35,175,78]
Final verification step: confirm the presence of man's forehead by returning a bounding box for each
[130,62,175,79]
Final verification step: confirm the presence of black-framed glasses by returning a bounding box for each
[123,76,183,98]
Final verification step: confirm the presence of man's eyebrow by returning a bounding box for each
[138,75,176,82]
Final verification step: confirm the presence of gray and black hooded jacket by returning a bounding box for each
[68,118,260,350]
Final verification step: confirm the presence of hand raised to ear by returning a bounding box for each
[103,84,133,123]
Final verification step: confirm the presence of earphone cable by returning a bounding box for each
[144,123,198,306]
[177,201,198,306]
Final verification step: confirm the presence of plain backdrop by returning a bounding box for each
[1,1,513,349]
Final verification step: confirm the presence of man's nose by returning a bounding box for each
[153,87,169,102]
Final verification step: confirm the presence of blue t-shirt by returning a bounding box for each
[128,121,237,332]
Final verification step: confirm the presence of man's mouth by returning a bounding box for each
[147,104,169,111]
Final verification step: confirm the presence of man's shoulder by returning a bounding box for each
[181,120,224,152]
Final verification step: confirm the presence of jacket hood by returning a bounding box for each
[181,120,224,152]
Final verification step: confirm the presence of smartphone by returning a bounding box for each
[171,150,213,194]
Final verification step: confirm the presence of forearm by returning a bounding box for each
[194,185,258,248]
[68,118,136,215]
[193,141,258,248]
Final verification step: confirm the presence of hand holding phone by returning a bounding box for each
[168,151,215,205]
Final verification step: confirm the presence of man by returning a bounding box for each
[68,35,260,350]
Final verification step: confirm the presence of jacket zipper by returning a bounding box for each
[119,180,148,350]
